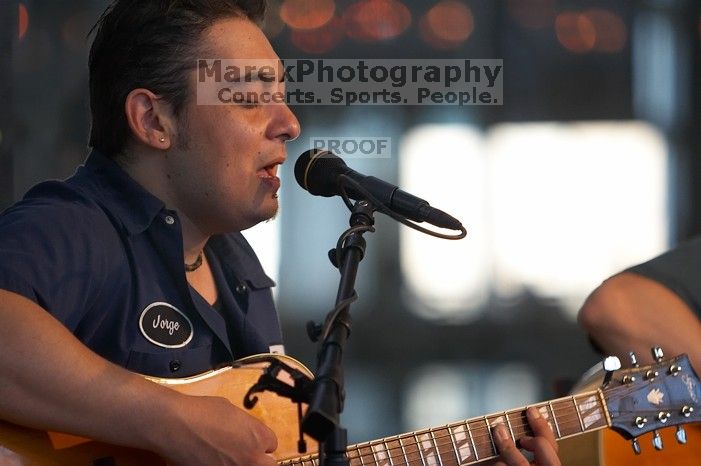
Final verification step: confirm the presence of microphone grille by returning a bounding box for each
[294,149,347,196]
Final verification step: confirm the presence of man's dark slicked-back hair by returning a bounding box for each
[88,0,266,157]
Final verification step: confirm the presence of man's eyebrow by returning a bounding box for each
[245,68,285,83]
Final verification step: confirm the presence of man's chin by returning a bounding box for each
[239,205,279,231]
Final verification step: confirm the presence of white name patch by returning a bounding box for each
[139,302,194,348]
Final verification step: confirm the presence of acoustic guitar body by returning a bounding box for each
[0,354,312,465]
[2,353,701,466]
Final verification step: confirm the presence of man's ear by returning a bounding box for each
[124,88,175,150]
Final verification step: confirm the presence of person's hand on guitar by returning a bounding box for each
[493,407,560,466]
[158,394,278,466]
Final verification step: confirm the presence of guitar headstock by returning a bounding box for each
[602,350,701,452]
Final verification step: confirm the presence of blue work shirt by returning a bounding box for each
[0,151,283,377]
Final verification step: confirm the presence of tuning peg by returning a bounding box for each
[645,369,659,381]
[652,346,664,362]
[682,406,695,417]
[676,426,688,444]
[652,430,663,450]
[629,351,640,367]
[602,356,621,385]
[669,364,682,376]
[634,416,648,429]
[631,437,641,455]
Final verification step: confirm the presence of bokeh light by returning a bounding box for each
[554,11,596,53]
[585,9,627,53]
[555,10,627,54]
[342,0,411,42]
[420,0,474,50]
[280,0,335,31]
[507,0,556,30]
[18,3,29,40]
[290,16,344,54]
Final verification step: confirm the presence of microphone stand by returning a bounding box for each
[302,199,376,466]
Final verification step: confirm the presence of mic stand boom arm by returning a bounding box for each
[302,199,376,466]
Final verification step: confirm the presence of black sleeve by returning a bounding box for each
[625,236,701,317]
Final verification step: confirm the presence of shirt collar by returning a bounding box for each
[81,150,166,236]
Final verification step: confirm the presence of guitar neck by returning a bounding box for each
[279,390,609,466]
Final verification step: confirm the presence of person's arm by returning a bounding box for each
[0,289,277,466]
[578,272,701,368]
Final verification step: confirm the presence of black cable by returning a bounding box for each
[317,293,358,346]
[337,174,467,240]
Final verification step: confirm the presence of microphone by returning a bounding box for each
[294,149,463,230]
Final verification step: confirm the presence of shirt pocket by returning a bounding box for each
[241,273,283,351]
[125,344,213,378]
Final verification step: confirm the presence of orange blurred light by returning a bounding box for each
[420,0,474,49]
[555,12,596,53]
[584,9,627,53]
[291,16,344,54]
[343,0,411,42]
[18,3,29,40]
[507,0,556,30]
[280,0,335,30]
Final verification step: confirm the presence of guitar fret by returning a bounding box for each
[428,429,440,464]
[547,401,562,438]
[466,420,478,461]
[468,418,491,460]
[431,427,458,466]
[370,442,380,465]
[396,435,409,465]
[572,396,586,432]
[504,411,515,440]
[369,439,393,466]
[383,437,402,466]
[348,446,362,466]
[278,389,613,466]
[358,443,367,466]
[574,392,608,432]
[484,416,496,456]
[447,425,461,464]
[384,440,394,466]
[399,433,425,466]
[413,433,427,466]
[507,410,525,439]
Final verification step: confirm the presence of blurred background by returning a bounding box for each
[1,0,701,446]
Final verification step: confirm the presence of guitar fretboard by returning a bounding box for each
[278,390,608,466]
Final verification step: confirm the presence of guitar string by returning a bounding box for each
[278,399,609,465]
[279,383,687,466]
[277,414,596,466]
[280,387,677,466]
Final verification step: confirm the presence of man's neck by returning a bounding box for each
[116,150,210,261]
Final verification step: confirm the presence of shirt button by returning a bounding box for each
[169,360,181,372]
[164,215,175,225]
[235,283,248,294]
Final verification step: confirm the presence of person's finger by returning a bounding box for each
[525,407,558,452]
[519,435,561,466]
[492,423,529,466]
